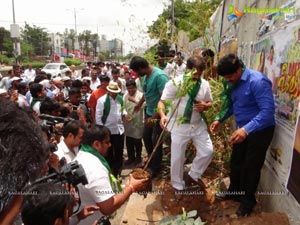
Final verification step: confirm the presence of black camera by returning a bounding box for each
[96,216,111,225]
[39,114,74,124]
[32,160,88,186]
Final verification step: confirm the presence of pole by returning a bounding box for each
[74,8,77,34]
[12,0,16,23]
[12,0,18,63]
[171,0,174,41]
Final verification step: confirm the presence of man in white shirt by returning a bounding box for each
[95,81,126,177]
[70,64,79,79]
[90,68,101,91]
[56,120,85,165]
[111,68,126,95]
[75,125,148,225]
[17,82,29,109]
[158,56,213,192]
[23,64,36,82]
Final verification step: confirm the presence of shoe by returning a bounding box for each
[236,204,252,217]
[185,175,207,191]
[172,187,185,200]
[124,158,135,165]
[185,175,198,186]
[135,157,142,165]
[197,178,207,191]
[215,192,240,202]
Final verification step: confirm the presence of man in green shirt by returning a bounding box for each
[129,56,169,177]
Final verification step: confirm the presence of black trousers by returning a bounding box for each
[126,136,142,160]
[105,133,124,177]
[228,126,275,209]
[143,114,163,173]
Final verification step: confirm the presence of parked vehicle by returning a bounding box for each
[41,63,70,79]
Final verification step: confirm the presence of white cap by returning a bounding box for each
[10,76,22,82]
[39,79,51,89]
[62,77,71,82]
[0,88,7,95]
[82,76,91,81]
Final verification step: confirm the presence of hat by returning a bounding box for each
[106,81,121,93]
[0,88,7,95]
[39,79,51,89]
[10,76,22,82]
[62,77,71,82]
[52,77,62,82]
[82,76,91,81]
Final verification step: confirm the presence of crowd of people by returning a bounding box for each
[0,49,275,224]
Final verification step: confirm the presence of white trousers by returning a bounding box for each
[171,131,213,190]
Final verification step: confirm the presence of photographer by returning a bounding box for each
[68,88,89,124]
[74,125,148,225]
[22,183,99,225]
[56,120,85,165]
[0,98,49,224]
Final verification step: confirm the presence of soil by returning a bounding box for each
[151,159,290,225]
[121,138,290,225]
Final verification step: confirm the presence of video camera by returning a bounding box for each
[39,114,74,142]
[32,160,88,186]
[39,114,74,125]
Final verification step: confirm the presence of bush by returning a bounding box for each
[22,61,46,69]
[64,58,82,66]
[0,55,12,65]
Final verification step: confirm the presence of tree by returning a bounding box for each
[0,27,13,57]
[148,0,221,43]
[78,30,92,56]
[63,28,76,50]
[21,23,51,56]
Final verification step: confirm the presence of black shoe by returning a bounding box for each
[236,204,252,217]
[135,157,142,165]
[124,158,135,165]
[215,192,240,202]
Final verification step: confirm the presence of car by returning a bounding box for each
[41,63,70,79]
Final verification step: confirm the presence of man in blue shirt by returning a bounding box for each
[210,54,275,217]
[129,56,169,177]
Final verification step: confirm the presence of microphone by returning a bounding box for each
[39,114,74,123]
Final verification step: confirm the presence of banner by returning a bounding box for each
[287,114,300,203]
[250,19,300,188]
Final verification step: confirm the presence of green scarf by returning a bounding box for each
[30,97,44,109]
[102,94,124,124]
[182,74,206,123]
[214,66,245,122]
[80,144,122,193]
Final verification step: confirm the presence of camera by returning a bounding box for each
[32,160,88,186]
[39,114,74,137]
[72,105,78,111]
[96,216,111,225]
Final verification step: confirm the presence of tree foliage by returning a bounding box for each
[21,23,51,56]
[148,0,222,42]
[78,30,99,56]
[0,27,13,56]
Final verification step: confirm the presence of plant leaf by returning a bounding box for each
[187,210,197,218]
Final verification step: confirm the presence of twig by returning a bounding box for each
[136,218,159,222]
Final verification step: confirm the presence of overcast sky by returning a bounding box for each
[1,0,170,54]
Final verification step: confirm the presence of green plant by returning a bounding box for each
[159,208,205,225]
[22,61,46,69]
[0,55,11,65]
[64,58,82,66]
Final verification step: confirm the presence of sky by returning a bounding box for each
[1,0,170,54]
